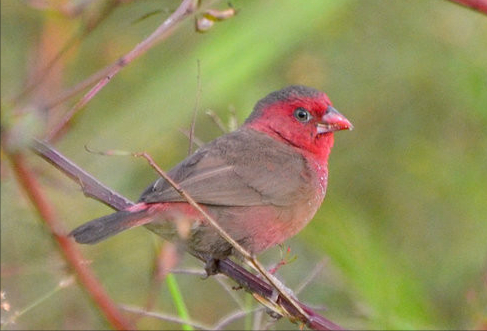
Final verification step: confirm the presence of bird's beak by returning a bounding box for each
[316,106,353,134]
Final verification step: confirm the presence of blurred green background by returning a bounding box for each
[1,0,487,329]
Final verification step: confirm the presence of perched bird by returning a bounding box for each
[71,85,352,268]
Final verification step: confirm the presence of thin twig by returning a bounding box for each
[213,307,263,330]
[178,128,205,148]
[4,150,133,330]
[214,276,246,309]
[205,109,228,133]
[2,276,75,326]
[252,309,264,330]
[172,265,248,308]
[46,0,200,142]
[170,268,207,277]
[188,60,202,155]
[120,304,211,330]
[295,259,327,295]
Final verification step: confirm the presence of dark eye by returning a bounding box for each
[293,107,311,122]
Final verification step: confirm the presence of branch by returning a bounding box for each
[4,149,133,330]
[31,139,344,330]
[31,139,133,210]
[446,0,487,15]
[46,0,199,142]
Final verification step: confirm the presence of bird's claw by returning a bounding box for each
[203,258,220,278]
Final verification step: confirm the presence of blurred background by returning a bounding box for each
[1,0,487,329]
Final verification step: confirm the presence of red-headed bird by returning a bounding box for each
[71,85,352,267]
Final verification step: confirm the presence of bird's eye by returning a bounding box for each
[293,108,311,122]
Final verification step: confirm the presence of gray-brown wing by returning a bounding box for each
[138,128,312,207]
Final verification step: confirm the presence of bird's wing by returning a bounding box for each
[138,128,312,207]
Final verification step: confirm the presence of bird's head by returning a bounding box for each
[245,85,352,159]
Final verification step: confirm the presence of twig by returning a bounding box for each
[205,109,228,133]
[188,60,202,155]
[46,0,200,142]
[178,128,205,148]
[31,139,344,330]
[252,309,264,330]
[214,276,246,309]
[171,268,248,313]
[295,259,327,295]
[120,304,211,330]
[123,304,262,330]
[3,276,75,326]
[446,0,487,15]
[170,268,207,277]
[213,307,263,330]
[5,150,133,330]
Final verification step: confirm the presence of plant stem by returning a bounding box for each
[166,274,193,331]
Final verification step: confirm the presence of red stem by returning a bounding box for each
[7,152,134,330]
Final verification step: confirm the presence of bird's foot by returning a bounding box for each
[203,257,220,278]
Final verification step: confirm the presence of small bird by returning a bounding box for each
[71,85,352,268]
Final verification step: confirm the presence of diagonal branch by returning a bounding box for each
[31,139,344,330]
[31,139,133,210]
[46,0,200,142]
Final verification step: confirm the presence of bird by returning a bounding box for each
[70,85,352,270]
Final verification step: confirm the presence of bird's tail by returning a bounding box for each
[70,203,156,244]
